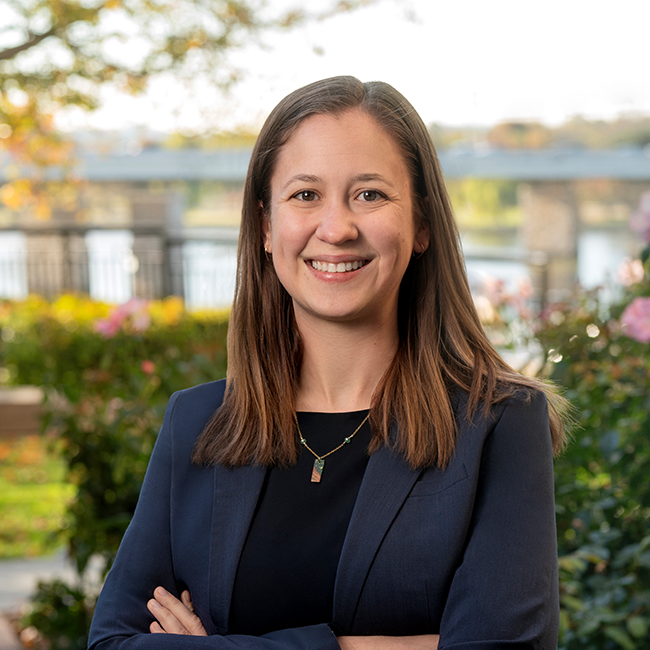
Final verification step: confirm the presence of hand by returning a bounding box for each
[337,635,439,650]
[147,587,208,636]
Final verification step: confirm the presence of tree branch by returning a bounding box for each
[0,28,56,61]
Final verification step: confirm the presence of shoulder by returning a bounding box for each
[171,378,227,412]
[485,388,552,465]
[452,385,548,426]
[492,386,549,428]
[451,386,551,458]
[162,378,228,448]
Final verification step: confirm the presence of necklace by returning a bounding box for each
[295,412,371,483]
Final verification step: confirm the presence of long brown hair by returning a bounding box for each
[192,76,569,469]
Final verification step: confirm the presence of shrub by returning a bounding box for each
[0,294,229,647]
[20,579,95,650]
[533,196,650,650]
[536,290,650,649]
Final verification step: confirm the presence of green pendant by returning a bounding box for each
[311,458,325,483]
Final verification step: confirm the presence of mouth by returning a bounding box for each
[310,259,369,273]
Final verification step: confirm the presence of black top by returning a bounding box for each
[228,410,372,635]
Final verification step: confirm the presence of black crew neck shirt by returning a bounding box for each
[228,410,372,636]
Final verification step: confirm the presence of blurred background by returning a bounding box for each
[2,1,650,649]
[2,0,650,309]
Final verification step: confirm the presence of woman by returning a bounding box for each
[88,76,568,650]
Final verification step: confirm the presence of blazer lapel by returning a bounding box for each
[208,463,266,634]
[333,443,422,632]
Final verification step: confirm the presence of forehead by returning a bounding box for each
[272,109,411,185]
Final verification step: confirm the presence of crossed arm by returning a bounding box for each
[147,587,440,650]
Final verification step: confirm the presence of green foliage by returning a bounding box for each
[1,295,229,575]
[21,579,95,650]
[551,116,650,150]
[5,257,650,650]
[535,268,650,648]
[0,435,74,557]
[429,115,650,153]
[0,294,228,644]
[447,178,523,228]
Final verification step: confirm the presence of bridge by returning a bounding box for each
[1,147,649,304]
[52,147,650,182]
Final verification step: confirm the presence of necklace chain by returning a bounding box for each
[295,412,370,483]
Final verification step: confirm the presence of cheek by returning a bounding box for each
[378,225,415,260]
[270,210,311,253]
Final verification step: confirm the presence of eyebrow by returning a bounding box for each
[352,173,395,188]
[281,172,395,192]
[281,174,321,192]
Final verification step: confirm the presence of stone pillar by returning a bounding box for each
[164,186,186,299]
[24,234,66,298]
[66,232,90,294]
[519,181,579,302]
[132,234,165,299]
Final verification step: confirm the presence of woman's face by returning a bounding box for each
[263,108,429,329]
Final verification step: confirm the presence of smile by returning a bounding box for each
[310,260,368,273]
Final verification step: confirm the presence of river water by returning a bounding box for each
[0,228,637,308]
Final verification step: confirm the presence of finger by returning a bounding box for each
[148,596,189,635]
[153,587,207,636]
[150,621,165,634]
[181,590,194,613]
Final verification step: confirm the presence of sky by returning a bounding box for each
[58,0,650,134]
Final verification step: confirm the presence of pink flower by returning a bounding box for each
[508,278,534,320]
[629,191,650,243]
[94,313,123,338]
[617,257,644,287]
[483,277,508,308]
[94,298,151,338]
[141,360,156,374]
[125,298,151,332]
[621,297,650,343]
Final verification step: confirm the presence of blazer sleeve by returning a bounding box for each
[438,391,559,650]
[87,391,341,650]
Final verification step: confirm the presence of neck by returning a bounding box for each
[295,312,398,412]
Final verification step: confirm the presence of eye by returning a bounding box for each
[358,190,385,202]
[293,190,318,202]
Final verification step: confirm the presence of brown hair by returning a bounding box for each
[192,75,569,469]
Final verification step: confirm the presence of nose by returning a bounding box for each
[315,200,359,245]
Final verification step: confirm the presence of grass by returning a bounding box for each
[0,435,75,558]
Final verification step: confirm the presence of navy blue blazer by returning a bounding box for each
[88,379,559,650]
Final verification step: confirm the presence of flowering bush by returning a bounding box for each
[621,297,650,343]
[472,275,542,374]
[0,294,229,646]
[533,193,650,650]
[94,298,151,337]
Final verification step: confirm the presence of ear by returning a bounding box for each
[260,201,272,253]
[413,228,429,255]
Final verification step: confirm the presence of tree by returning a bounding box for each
[487,121,552,149]
[0,0,376,216]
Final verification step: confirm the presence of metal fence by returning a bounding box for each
[0,228,548,311]
[0,229,239,308]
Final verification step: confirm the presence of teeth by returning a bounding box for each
[311,260,367,273]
